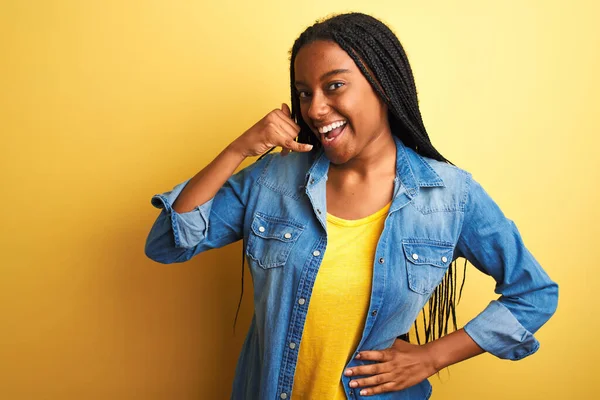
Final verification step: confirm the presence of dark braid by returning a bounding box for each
[234,12,467,348]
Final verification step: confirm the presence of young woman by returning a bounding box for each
[145,12,558,400]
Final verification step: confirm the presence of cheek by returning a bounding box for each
[354,94,386,130]
[342,98,369,130]
[334,97,358,123]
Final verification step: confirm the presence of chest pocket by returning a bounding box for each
[246,212,305,269]
[402,240,454,295]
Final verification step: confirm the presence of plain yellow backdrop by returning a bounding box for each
[1,0,597,399]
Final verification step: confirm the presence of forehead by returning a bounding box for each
[294,40,357,80]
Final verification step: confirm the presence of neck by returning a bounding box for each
[329,130,397,179]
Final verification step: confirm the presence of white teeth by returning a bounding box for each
[318,120,347,134]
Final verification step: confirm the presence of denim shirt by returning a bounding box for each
[145,136,558,400]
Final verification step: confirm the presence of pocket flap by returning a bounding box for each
[250,212,304,242]
[402,241,454,268]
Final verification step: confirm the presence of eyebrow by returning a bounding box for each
[294,68,352,87]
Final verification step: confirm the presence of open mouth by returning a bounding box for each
[319,120,347,144]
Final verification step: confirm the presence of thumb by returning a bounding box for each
[287,140,313,153]
[281,103,291,118]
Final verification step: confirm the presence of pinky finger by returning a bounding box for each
[359,381,399,396]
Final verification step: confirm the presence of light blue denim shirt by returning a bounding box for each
[145,136,558,399]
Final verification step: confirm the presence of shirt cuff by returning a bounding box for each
[463,300,540,360]
[150,180,214,248]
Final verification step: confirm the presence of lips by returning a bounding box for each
[321,123,347,147]
[317,120,347,135]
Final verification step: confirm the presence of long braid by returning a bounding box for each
[288,12,466,346]
[235,13,467,348]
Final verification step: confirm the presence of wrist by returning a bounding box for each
[420,329,484,372]
[226,139,249,160]
[422,340,445,373]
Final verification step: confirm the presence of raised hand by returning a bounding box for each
[231,103,312,157]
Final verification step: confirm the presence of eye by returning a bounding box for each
[297,90,311,99]
[327,82,345,91]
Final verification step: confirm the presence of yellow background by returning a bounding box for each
[1,0,597,398]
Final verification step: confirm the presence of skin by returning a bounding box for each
[294,40,485,396]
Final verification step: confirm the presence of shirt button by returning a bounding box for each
[280,393,288,399]
[412,253,419,260]
[298,298,306,305]
[310,179,315,185]
[371,310,378,316]
[378,257,385,264]
[289,342,296,349]
[284,233,292,239]
[313,250,321,257]
[317,209,322,214]
[441,256,448,263]
[258,226,265,233]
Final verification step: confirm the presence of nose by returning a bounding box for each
[307,91,329,123]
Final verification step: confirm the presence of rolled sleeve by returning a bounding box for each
[150,180,214,249]
[145,153,275,264]
[456,174,559,360]
[464,300,539,360]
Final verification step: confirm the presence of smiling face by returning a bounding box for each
[294,40,392,165]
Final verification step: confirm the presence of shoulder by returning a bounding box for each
[251,149,316,180]
[419,157,502,216]
[237,149,312,177]
[260,149,316,172]
[248,150,315,200]
[412,151,473,212]
[404,144,472,187]
[422,155,471,183]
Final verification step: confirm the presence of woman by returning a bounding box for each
[145,12,558,399]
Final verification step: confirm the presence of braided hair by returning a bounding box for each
[290,12,451,164]
[234,12,467,346]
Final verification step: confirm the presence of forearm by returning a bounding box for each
[423,328,485,371]
[172,142,247,213]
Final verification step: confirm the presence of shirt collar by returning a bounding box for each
[393,135,445,197]
[305,135,445,195]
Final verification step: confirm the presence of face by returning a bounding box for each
[294,40,391,165]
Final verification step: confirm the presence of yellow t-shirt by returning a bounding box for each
[291,201,391,399]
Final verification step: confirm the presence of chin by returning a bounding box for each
[324,148,353,165]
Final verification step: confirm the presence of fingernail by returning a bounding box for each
[360,390,367,395]
[349,381,357,388]
[355,353,361,359]
[344,369,352,376]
